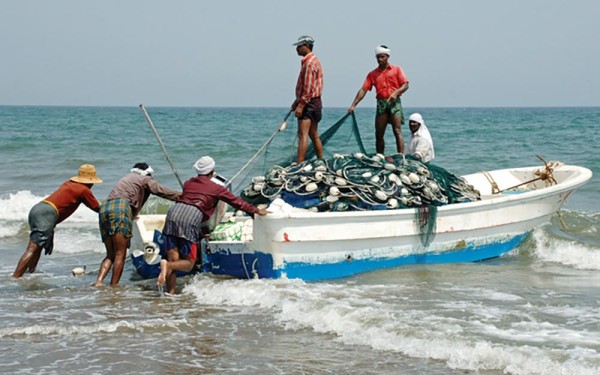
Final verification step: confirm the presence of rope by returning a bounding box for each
[240,246,251,280]
[481,170,500,194]
[556,210,569,231]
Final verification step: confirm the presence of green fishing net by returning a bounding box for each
[235,112,480,247]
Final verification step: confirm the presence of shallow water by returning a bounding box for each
[0,106,598,374]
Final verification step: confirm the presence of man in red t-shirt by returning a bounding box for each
[348,45,410,154]
[12,164,102,278]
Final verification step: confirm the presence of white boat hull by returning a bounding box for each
[131,164,592,280]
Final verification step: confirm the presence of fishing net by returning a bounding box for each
[278,112,367,169]
[230,111,481,246]
[416,205,437,248]
[228,112,365,195]
[241,153,480,211]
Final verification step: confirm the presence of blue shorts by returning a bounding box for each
[164,234,198,263]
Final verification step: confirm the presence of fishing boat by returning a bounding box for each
[130,160,592,281]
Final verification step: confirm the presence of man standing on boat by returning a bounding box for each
[13,164,103,278]
[291,35,324,163]
[348,45,409,155]
[157,156,268,294]
[94,163,181,287]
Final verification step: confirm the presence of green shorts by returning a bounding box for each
[376,98,404,123]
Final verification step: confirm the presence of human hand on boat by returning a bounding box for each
[256,208,270,216]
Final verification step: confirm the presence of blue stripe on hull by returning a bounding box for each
[207,232,529,281]
[207,251,278,279]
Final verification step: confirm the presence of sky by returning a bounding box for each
[1,0,599,108]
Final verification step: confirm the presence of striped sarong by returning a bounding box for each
[162,202,204,243]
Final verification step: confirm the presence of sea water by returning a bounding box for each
[0,106,598,374]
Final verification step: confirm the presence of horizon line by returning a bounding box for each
[1,104,599,110]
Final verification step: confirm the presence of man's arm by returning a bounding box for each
[388,82,409,103]
[348,88,368,113]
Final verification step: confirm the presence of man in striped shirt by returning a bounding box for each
[291,35,324,163]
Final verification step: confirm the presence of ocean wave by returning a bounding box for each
[183,277,600,375]
[0,190,39,221]
[0,317,186,338]
[531,228,600,270]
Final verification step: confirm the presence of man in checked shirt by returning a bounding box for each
[291,35,324,164]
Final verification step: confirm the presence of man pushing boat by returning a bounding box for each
[95,162,181,287]
[157,156,268,294]
[13,164,102,278]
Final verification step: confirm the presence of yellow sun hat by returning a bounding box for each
[70,164,103,184]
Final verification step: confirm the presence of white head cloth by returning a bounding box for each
[408,113,435,162]
[375,45,391,56]
[193,156,215,175]
[131,166,154,176]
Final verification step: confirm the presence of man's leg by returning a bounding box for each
[94,236,116,287]
[374,113,389,154]
[160,248,195,294]
[308,119,323,159]
[26,244,43,273]
[109,233,129,286]
[297,118,311,163]
[390,114,405,154]
[13,240,42,278]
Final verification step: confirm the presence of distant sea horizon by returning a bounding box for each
[2,104,599,109]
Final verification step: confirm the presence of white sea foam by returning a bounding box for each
[532,229,600,270]
[0,222,23,238]
[53,228,105,254]
[0,191,40,238]
[0,190,40,220]
[184,277,600,375]
[0,317,186,338]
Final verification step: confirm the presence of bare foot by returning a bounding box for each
[157,259,168,287]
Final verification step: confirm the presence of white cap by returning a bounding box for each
[193,156,215,175]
